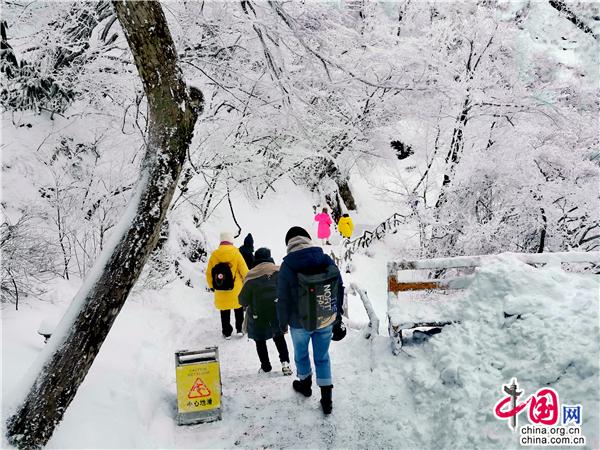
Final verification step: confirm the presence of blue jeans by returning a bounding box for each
[290,325,333,386]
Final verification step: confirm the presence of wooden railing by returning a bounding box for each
[387,251,600,354]
[388,251,599,293]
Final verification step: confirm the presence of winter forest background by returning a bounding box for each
[2,0,598,305]
[1,1,599,448]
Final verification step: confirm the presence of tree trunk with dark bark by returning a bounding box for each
[538,207,547,253]
[337,179,357,211]
[435,34,493,211]
[435,94,470,209]
[5,2,201,448]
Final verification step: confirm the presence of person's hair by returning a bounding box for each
[322,207,327,213]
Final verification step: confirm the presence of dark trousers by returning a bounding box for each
[220,308,244,337]
[255,335,290,371]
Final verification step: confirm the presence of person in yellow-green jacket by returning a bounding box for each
[337,213,354,239]
[206,231,249,339]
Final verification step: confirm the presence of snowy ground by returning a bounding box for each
[2,277,417,449]
[2,186,599,449]
[3,258,599,449]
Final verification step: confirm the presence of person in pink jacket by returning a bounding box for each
[314,207,333,245]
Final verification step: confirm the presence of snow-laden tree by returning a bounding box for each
[373,0,599,257]
[1,0,597,316]
[0,1,121,115]
[163,1,408,222]
[0,211,57,307]
[5,1,201,447]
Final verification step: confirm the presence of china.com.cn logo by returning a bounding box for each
[493,378,582,431]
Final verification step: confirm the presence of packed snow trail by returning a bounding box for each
[3,256,599,449]
[2,282,419,449]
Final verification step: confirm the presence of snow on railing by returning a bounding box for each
[387,251,600,354]
[349,283,379,340]
[388,251,600,272]
[387,251,600,293]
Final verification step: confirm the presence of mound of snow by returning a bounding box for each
[406,255,599,449]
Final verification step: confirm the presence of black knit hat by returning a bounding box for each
[243,233,254,248]
[254,247,274,264]
[285,226,311,245]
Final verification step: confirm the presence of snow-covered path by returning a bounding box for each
[2,279,420,449]
[1,183,423,449]
[3,254,599,449]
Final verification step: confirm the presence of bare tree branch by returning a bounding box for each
[548,0,599,40]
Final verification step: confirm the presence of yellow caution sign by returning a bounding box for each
[175,347,222,424]
[176,361,221,413]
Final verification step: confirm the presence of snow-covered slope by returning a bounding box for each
[2,184,598,449]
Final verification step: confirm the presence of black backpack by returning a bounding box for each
[297,265,340,331]
[251,274,278,327]
[212,262,234,290]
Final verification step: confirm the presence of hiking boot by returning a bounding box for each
[258,364,273,373]
[292,375,312,397]
[320,385,333,414]
[281,361,292,376]
[258,365,272,374]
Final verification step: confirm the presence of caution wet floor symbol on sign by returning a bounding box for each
[188,378,211,399]
[176,361,221,414]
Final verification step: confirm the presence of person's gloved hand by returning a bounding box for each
[332,321,346,341]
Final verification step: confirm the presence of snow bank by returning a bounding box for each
[405,255,599,449]
[388,291,463,329]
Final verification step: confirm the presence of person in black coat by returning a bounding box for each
[238,248,292,376]
[239,233,255,269]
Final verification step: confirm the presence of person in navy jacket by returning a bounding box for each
[276,226,345,414]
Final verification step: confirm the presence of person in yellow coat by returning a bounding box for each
[206,231,249,339]
[337,213,354,239]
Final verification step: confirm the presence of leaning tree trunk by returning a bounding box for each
[6,2,201,448]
